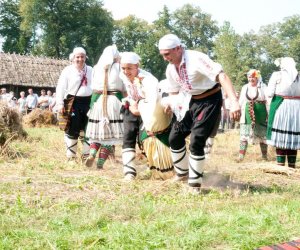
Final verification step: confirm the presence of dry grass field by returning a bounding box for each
[1,125,300,249]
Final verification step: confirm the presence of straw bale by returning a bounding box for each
[0,101,27,146]
[23,109,58,127]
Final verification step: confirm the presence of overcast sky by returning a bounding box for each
[103,0,300,34]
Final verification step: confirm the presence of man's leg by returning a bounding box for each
[169,124,189,181]
[122,112,140,180]
[64,134,78,160]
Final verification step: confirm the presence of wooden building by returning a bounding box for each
[0,52,69,96]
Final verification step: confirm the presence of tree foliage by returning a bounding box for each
[0,1,299,84]
[171,4,219,54]
[0,0,31,53]
[113,15,150,52]
[1,0,113,64]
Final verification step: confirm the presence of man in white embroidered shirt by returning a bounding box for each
[158,34,241,194]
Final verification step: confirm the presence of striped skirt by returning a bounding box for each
[267,98,300,149]
[85,94,124,145]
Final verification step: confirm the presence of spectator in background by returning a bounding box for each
[238,69,268,161]
[38,89,49,110]
[25,88,38,113]
[0,88,10,102]
[267,57,300,168]
[7,91,17,108]
[49,92,56,112]
[17,91,27,115]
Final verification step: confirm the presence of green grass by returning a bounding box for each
[1,127,300,249]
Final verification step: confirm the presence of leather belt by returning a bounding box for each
[192,84,221,100]
[276,94,300,100]
[93,90,120,95]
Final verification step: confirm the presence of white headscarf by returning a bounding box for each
[120,52,140,64]
[274,57,298,84]
[158,34,182,50]
[73,47,86,56]
[96,45,119,69]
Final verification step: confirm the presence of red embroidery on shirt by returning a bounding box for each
[177,62,191,91]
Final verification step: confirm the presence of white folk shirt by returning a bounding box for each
[120,68,158,104]
[268,71,300,97]
[56,64,93,108]
[164,49,223,95]
[91,63,125,92]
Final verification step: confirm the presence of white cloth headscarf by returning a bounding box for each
[274,57,298,85]
[158,34,182,50]
[96,45,119,69]
[120,52,140,64]
[73,47,86,56]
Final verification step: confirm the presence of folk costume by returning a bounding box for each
[56,47,93,161]
[238,69,268,161]
[159,34,223,189]
[120,52,173,180]
[267,57,300,168]
[138,80,174,180]
[85,45,125,168]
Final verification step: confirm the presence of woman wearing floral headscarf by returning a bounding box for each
[267,57,300,168]
[85,45,125,169]
[238,69,268,161]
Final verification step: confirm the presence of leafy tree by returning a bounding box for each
[0,0,31,53]
[214,22,244,89]
[18,0,113,63]
[279,15,300,66]
[172,4,219,55]
[153,5,172,33]
[113,15,150,52]
[136,5,173,80]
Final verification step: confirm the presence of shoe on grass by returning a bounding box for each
[171,174,188,182]
[85,155,95,168]
[124,174,135,181]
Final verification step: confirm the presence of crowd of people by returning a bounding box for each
[2,33,299,194]
[0,87,57,115]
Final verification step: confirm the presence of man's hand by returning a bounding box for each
[59,106,65,114]
[129,101,140,116]
[164,104,172,115]
[230,100,241,121]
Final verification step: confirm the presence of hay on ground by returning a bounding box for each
[0,101,27,156]
[23,109,58,127]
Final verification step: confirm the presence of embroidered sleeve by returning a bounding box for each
[196,53,223,82]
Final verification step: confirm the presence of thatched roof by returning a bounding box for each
[0,52,69,88]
